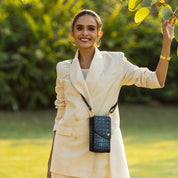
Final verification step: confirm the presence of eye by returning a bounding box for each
[76,27,82,30]
[89,27,95,31]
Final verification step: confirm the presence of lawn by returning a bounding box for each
[0,105,178,178]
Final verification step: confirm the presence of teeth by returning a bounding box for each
[81,39,89,41]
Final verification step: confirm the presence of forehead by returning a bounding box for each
[75,15,97,26]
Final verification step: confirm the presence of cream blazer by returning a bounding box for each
[50,47,162,178]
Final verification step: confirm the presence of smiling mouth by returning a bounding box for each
[80,38,91,42]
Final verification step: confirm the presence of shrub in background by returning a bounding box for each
[0,0,177,110]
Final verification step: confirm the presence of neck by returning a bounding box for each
[78,47,95,69]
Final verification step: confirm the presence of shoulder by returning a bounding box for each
[101,50,127,66]
[56,59,72,69]
[101,51,125,58]
[56,59,72,76]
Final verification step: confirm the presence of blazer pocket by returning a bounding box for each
[57,126,72,136]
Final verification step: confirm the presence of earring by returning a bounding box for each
[72,41,76,46]
[96,39,101,47]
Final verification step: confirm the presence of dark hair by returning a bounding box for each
[71,9,102,33]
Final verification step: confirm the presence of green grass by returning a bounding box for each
[0,110,55,178]
[0,105,178,178]
[120,105,178,178]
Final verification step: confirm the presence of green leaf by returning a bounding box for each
[162,6,173,20]
[142,0,152,7]
[151,0,157,5]
[23,12,38,38]
[43,14,53,38]
[134,7,150,24]
[158,5,164,19]
[128,0,142,12]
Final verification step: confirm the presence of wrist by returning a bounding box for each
[163,38,172,47]
[160,55,171,61]
[161,40,171,57]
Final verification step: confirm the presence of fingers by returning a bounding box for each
[172,18,177,26]
[168,19,172,24]
[162,18,169,25]
[162,17,177,27]
[162,18,166,23]
[162,18,167,27]
[168,16,173,23]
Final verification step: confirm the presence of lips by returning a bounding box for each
[80,38,91,42]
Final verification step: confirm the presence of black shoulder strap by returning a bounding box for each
[80,94,118,115]
[108,100,118,113]
[80,94,92,112]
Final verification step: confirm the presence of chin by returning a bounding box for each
[78,44,95,49]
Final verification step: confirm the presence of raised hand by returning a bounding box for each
[162,17,177,43]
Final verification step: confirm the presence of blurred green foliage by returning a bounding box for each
[0,0,177,110]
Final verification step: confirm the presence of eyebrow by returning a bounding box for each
[76,24,97,28]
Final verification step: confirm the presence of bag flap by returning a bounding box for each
[92,116,111,139]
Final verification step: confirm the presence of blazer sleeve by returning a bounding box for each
[53,63,66,131]
[121,56,162,89]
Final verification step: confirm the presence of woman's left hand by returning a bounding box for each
[162,17,176,44]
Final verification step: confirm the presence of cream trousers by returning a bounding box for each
[51,172,108,178]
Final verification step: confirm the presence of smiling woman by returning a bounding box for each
[71,16,99,49]
[47,9,176,178]
[70,10,103,69]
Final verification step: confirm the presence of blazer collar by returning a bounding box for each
[70,47,104,109]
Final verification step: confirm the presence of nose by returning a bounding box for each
[83,28,88,35]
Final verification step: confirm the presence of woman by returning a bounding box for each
[47,9,176,178]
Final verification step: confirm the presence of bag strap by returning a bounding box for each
[80,94,92,112]
[80,94,118,115]
[109,101,118,113]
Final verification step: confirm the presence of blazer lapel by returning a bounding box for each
[85,47,104,96]
[70,47,104,110]
[70,50,93,109]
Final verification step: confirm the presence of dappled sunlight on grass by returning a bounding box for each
[125,137,178,177]
[0,139,51,178]
[119,105,178,177]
